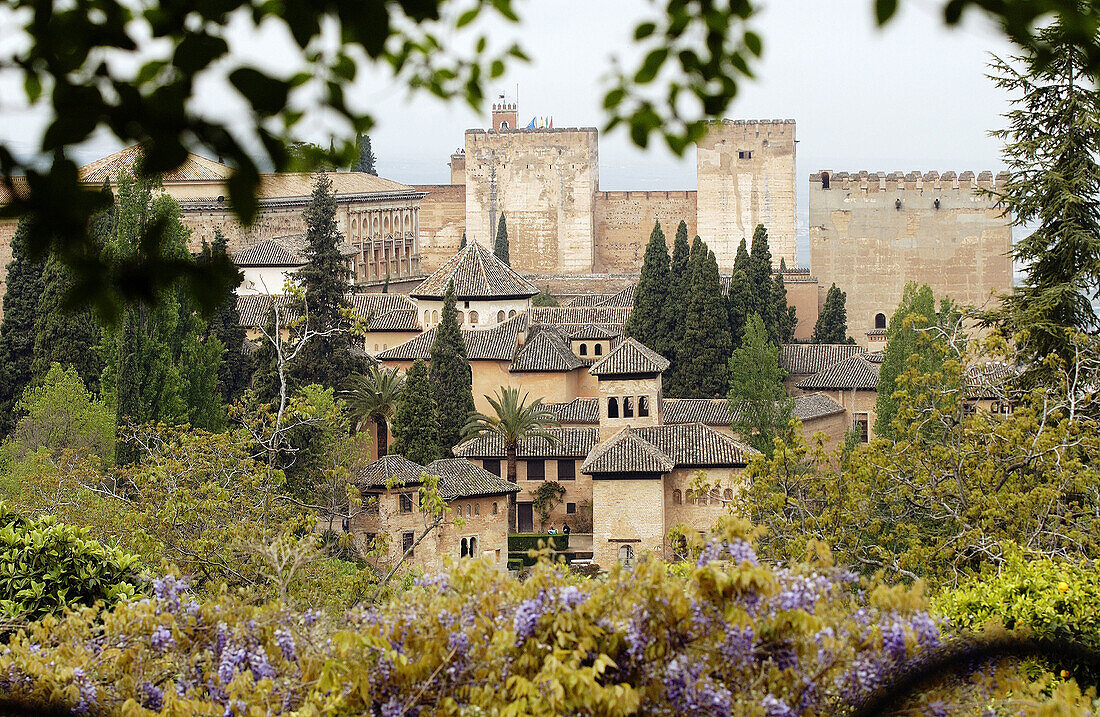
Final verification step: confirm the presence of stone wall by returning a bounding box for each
[464,128,599,274]
[783,272,822,342]
[592,191,697,273]
[696,119,796,270]
[414,184,466,274]
[809,170,1013,345]
[592,478,665,568]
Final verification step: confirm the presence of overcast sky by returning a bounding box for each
[0,0,1017,259]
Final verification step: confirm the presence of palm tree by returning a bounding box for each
[343,364,403,457]
[462,387,561,532]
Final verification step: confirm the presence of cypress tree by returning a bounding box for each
[354,133,377,175]
[200,229,251,405]
[624,220,671,355]
[661,221,692,396]
[32,256,104,393]
[812,284,852,344]
[390,359,439,465]
[460,232,467,249]
[771,270,796,344]
[726,268,753,352]
[291,172,367,391]
[429,281,476,456]
[494,213,510,265]
[0,217,45,433]
[678,244,732,398]
[748,224,775,338]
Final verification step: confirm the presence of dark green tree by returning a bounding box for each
[0,218,45,434]
[678,243,732,398]
[531,291,558,307]
[460,232,467,249]
[429,281,476,456]
[771,269,796,344]
[726,268,753,352]
[812,284,853,344]
[494,213,510,265]
[289,172,367,392]
[662,222,693,396]
[200,230,251,404]
[354,133,377,175]
[874,283,960,438]
[728,313,793,457]
[31,256,104,393]
[987,23,1100,377]
[624,220,671,355]
[748,224,775,338]
[390,359,439,465]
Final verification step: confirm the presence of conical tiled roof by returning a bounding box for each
[411,243,538,300]
[581,426,675,474]
[354,454,426,488]
[589,338,670,377]
[510,328,584,373]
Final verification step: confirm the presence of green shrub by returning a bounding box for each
[508,533,569,553]
[0,502,140,621]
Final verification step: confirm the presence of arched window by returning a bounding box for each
[466,504,472,518]
[579,343,588,356]
[508,310,516,318]
[623,396,634,418]
[723,488,733,500]
[608,397,619,419]
[497,310,505,322]
[460,538,468,558]
[432,310,439,323]
[821,171,830,190]
[424,310,430,325]
[875,313,887,330]
[458,313,465,324]
[469,310,479,325]
[474,503,480,516]
[492,502,498,515]
[470,536,477,555]
[638,396,650,417]
[673,489,682,505]
[618,545,635,566]
[500,121,509,129]
[594,343,603,356]
[700,491,708,505]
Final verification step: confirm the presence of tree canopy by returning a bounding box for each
[812,284,852,344]
[624,220,671,356]
[728,314,792,457]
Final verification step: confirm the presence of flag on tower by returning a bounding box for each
[525,117,536,129]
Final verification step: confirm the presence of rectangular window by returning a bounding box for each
[483,459,501,477]
[401,531,415,557]
[399,492,414,513]
[566,502,576,514]
[738,150,752,159]
[527,459,545,481]
[364,492,381,514]
[855,415,869,443]
[557,459,575,481]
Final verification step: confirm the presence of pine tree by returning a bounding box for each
[200,229,251,405]
[771,270,796,344]
[624,220,671,355]
[678,244,732,398]
[32,256,104,392]
[429,281,476,456]
[494,213,510,265]
[390,359,439,465]
[812,284,852,344]
[0,217,45,434]
[728,313,793,457]
[290,172,367,391]
[748,224,775,339]
[988,23,1100,376]
[354,133,377,175]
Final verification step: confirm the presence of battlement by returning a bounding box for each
[597,190,695,201]
[466,127,600,137]
[718,118,796,125]
[810,170,1010,192]
[492,101,517,112]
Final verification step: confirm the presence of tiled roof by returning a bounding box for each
[581,427,675,474]
[663,399,731,426]
[411,243,539,299]
[635,423,754,468]
[238,292,416,328]
[510,328,584,373]
[256,171,413,199]
[349,293,418,318]
[453,427,598,459]
[797,353,880,390]
[566,294,612,307]
[528,306,632,327]
[567,323,618,340]
[233,239,303,267]
[599,285,636,307]
[355,454,426,488]
[79,145,233,183]
[964,361,1018,398]
[590,338,670,377]
[235,294,295,327]
[426,459,521,499]
[544,398,599,424]
[377,313,525,361]
[792,393,847,420]
[368,310,421,332]
[781,343,864,376]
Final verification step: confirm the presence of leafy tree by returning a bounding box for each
[430,282,476,456]
[11,363,115,464]
[624,220,671,355]
[748,224,775,339]
[987,22,1100,377]
[344,364,404,456]
[0,218,45,434]
[531,291,558,307]
[494,213,510,265]
[771,269,796,344]
[390,359,439,465]
[288,172,367,392]
[812,284,852,344]
[463,386,560,531]
[31,256,104,392]
[200,230,251,404]
[875,283,960,438]
[354,133,377,174]
[727,314,793,457]
[677,243,732,398]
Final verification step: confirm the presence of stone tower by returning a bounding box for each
[491,97,518,131]
[696,119,796,270]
